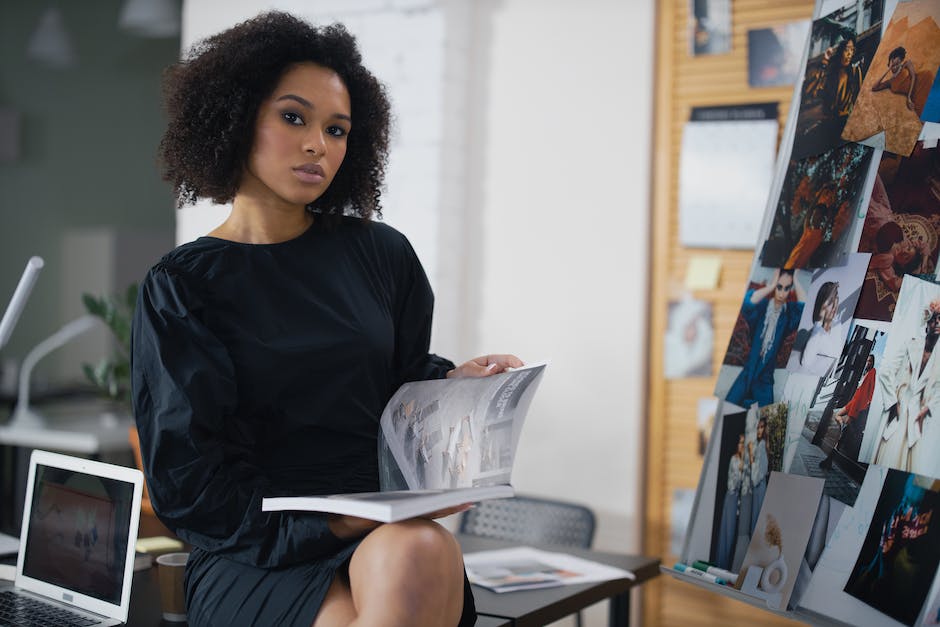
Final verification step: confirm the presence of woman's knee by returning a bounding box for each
[366,520,461,566]
[346,520,466,624]
[350,519,463,585]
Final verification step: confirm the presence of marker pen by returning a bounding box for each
[691,560,738,582]
[674,563,728,585]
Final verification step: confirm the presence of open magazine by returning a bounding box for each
[464,546,636,593]
[262,362,546,522]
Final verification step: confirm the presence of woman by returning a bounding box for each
[716,434,745,571]
[748,417,769,535]
[131,12,521,626]
[872,46,934,116]
[796,281,843,376]
[874,298,940,475]
[801,36,863,140]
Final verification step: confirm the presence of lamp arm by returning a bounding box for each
[15,315,99,415]
[0,256,44,350]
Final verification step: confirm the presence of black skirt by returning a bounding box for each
[184,546,477,626]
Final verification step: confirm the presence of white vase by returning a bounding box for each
[760,554,788,593]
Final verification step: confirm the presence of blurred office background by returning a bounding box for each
[0,3,654,624]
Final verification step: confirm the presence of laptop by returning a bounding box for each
[0,450,143,626]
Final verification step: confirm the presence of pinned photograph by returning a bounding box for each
[709,406,750,572]
[709,403,787,574]
[735,472,825,611]
[844,469,940,626]
[672,488,697,557]
[786,253,870,377]
[698,397,718,456]
[690,0,731,56]
[748,21,811,88]
[787,319,888,506]
[855,144,940,321]
[758,142,875,270]
[788,494,849,609]
[715,266,809,408]
[861,276,940,479]
[791,1,883,160]
[780,372,824,473]
[842,0,940,156]
[922,71,940,123]
[665,297,714,379]
[754,402,788,519]
[797,465,899,627]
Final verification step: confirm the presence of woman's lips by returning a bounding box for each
[293,163,325,184]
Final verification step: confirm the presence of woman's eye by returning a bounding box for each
[282,112,304,126]
[326,125,347,137]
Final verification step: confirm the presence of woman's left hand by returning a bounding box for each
[447,354,524,378]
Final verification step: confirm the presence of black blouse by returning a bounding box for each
[131,216,454,569]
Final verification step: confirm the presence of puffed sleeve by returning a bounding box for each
[389,234,454,385]
[131,261,348,568]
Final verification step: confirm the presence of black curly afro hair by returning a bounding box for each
[159,11,391,221]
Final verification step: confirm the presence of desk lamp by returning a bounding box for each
[9,315,99,429]
[0,257,43,351]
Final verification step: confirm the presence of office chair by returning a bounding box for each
[458,494,596,627]
[128,427,175,539]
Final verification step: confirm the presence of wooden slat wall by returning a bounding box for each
[644,1,814,626]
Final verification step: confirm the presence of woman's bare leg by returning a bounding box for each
[312,575,357,626]
[312,519,466,627]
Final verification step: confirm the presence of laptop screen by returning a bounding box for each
[20,464,136,605]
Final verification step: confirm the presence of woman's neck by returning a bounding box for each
[211,197,314,244]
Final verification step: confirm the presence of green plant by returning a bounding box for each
[81,283,138,406]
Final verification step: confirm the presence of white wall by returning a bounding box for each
[474,0,652,552]
[179,1,654,622]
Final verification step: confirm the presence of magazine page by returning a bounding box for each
[379,363,546,491]
[262,485,514,523]
[464,546,635,593]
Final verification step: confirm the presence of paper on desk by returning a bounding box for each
[463,546,634,593]
[0,532,18,558]
[0,565,13,582]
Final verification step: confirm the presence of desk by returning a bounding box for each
[457,535,660,627]
[0,411,134,534]
[127,567,173,627]
[125,566,516,627]
[4,535,656,626]
[0,412,134,454]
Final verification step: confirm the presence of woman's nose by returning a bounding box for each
[304,130,326,156]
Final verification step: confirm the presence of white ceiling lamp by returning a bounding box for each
[118,0,180,38]
[26,6,77,69]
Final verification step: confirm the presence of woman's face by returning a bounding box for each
[821,290,839,324]
[241,62,352,211]
[841,40,855,66]
[737,435,745,455]
[892,236,916,266]
[889,56,903,74]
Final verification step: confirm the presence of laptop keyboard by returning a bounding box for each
[0,591,102,626]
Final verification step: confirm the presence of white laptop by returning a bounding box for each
[0,450,143,626]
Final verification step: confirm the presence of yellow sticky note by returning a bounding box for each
[136,536,184,554]
[685,256,721,291]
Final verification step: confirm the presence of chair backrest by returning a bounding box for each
[458,494,596,549]
[128,426,155,516]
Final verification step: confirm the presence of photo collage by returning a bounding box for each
[683,1,940,625]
